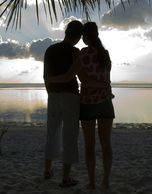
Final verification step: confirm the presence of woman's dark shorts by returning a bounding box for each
[80,99,115,121]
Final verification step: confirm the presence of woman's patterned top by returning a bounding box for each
[80,47,114,104]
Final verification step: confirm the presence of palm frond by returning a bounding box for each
[120,0,125,10]
[0,0,150,29]
[36,0,39,24]
[46,0,53,24]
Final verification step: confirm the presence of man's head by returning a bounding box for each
[65,20,83,45]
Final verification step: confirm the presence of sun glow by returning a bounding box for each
[99,27,151,65]
[76,27,152,82]
[27,0,42,5]
[0,58,43,83]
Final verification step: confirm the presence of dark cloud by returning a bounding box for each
[30,38,59,61]
[101,0,152,29]
[0,41,29,58]
[144,28,152,40]
[0,38,59,61]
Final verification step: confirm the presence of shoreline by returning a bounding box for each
[0,82,152,89]
[0,121,152,129]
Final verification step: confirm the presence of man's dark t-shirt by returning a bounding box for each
[44,42,79,94]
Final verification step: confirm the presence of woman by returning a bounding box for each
[79,22,115,191]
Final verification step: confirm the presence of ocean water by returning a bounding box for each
[0,84,151,123]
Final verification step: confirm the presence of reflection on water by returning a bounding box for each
[0,88,47,123]
[0,87,151,123]
[113,88,152,123]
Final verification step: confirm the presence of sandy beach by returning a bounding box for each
[0,122,152,194]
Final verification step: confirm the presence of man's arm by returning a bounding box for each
[44,54,106,88]
[44,51,81,83]
[77,68,107,88]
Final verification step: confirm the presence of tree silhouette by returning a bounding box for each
[0,0,148,29]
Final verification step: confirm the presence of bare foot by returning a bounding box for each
[101,179,109,192]
[44,169,54,180]
[86,183,96,190]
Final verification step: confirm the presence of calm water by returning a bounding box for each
[0,85,152,123]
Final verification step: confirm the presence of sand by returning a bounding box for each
[0,122,152,194]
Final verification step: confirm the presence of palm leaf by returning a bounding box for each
[58,0,64,17]
[50,0,57,21]
[0,0,149,29]
[0,0,13,17]
[6,0,20,30]
[36,0,39,24]
[46,0,53,24]
[42,0,48,18]
[0,0,7,7]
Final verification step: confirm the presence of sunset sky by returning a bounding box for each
[0,0,152,83]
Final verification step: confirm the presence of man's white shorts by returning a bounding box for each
[45,92,80,163]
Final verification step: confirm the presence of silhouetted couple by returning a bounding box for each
[43,20,115,191]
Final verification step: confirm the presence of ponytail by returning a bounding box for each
[83,22,111,69]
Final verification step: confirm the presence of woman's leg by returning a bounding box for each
[97,118,113,190]
[81,119,96,189]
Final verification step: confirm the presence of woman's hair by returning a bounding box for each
[83,22,110,69]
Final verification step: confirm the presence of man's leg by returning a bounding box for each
[44,160,53,179]
[61,93,80,182]
[44,93,62,178]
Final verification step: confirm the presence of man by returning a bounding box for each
[43,20,83,187]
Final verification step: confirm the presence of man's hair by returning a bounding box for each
[65,20,83,38]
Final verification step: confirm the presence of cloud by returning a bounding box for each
[52,16,81,31]
[29,38,59,61]
[0,0,110,43]
[0,15,83,61]
[101,0,152,29]
[0,2,63,43]
[0,2,83,43]
[144,28,152,40]
[0,38,59,61]
[0,40,29,58]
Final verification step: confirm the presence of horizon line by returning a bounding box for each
[0,82,152,88]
